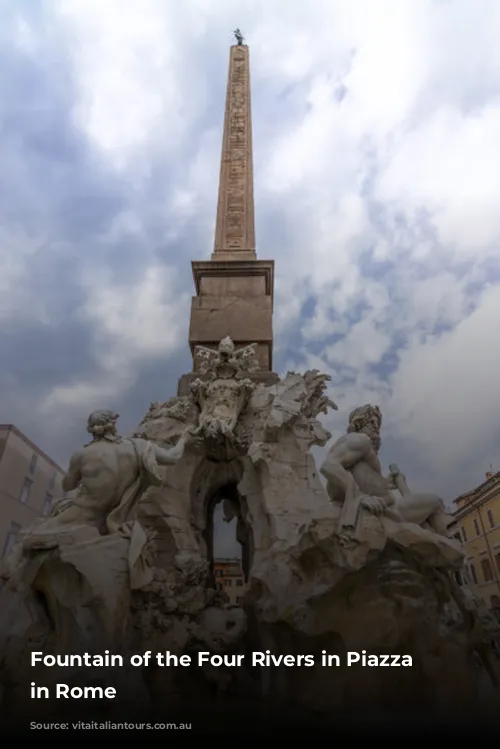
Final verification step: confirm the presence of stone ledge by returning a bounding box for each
[192,259,274,300]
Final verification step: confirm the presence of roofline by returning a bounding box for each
[452,498,495,521]
[453,470,500,504]
[451,489,500,522]
[0,424,66,474]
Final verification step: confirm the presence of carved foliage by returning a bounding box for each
[301,370,338,419]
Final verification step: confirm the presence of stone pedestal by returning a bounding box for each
[189,259,275,371]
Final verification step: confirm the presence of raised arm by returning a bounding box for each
[62,449,83,492]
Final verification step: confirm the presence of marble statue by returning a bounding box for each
[0,370,496,725]
[2,409,188,561]
[56,409,188,534]
[0,410,193,657]
[190,337,259,459]
[320,404,452,540]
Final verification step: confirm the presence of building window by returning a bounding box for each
[454,571,463,586]
[42,493,52,516]
[236,579,243,587]
[461,527,468,542]
[453,532,461,543]
[481,558,493,582]
[236,597,242,605]
[19,478,32,504]
[469,563,478,584]
[28,453,37,475]
[473,518,480,536]
[216,583,222,591]
[487,509,495,529]
[215,569,222,577]
[495,553,500,575]
[491,595,500,610]
[2,522,21,558]
[226,579,232,587]
[48,471,56,490]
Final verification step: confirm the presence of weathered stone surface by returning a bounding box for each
[0,353,498,722]
[188,44,275,376]
[213,44,255,256]
[189,263,275,371]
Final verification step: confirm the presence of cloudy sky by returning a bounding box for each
[2,0,500,552]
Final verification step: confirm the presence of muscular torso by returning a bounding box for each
[351,460,390,498]
[73,439,142,514]
[322,432,390,502]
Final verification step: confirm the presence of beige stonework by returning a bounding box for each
[213,45,255,258]
[187,45,275,375]
[2,40,498,729]
[0,346,495,720]
[3,368,496,719]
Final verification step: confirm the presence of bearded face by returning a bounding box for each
[347,405,382,452]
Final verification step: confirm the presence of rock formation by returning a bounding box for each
[0,339,498,725]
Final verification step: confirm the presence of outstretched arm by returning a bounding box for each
[62,450,83,492]
[154,434,188,466]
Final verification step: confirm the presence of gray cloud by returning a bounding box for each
[1,0,500,548]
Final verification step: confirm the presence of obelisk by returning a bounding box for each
[212,33,256,261]
[179,31,277,394]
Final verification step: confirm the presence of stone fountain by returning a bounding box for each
[0,337,498,729]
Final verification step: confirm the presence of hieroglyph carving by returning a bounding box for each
[224,53,250,249]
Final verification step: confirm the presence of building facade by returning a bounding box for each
[0,424,65,559]
[449,470,500,620]
[213,558,246,607]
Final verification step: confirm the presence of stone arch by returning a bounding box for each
[205,482,253,585]
[189,458,252,585]
[189,458,243,540]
